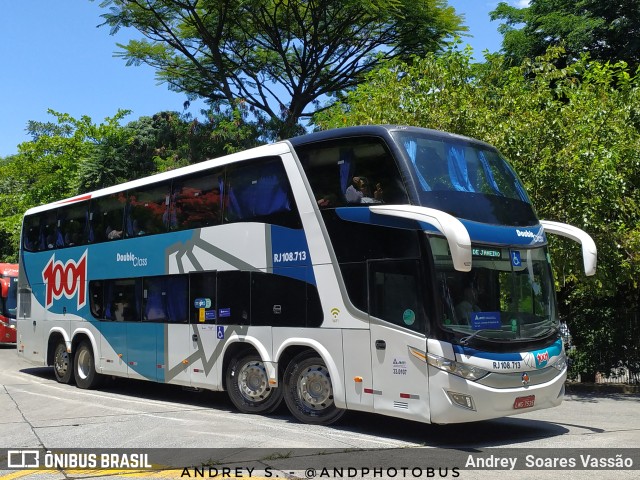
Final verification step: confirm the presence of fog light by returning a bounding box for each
[446,391,476,411]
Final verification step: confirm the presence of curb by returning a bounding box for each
[565,382,640,395]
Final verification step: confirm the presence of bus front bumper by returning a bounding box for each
[428,366,566,424]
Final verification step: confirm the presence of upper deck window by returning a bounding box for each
[294,136,409,208]
[224,156,301,229]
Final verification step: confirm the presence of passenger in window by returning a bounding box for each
[317,193,338,208]
[345,176,383,204]
[45,230,63,249]
[92,299,103,319]
[65,231,80,246]
[112,301,127,321]
[106,226,123,240]
[113,298,137,321]
[455,284,481,323]
[133,219,145,236]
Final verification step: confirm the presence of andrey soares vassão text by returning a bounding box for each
[465,453,635,470]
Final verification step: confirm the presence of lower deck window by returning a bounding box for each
[89,271,323,327]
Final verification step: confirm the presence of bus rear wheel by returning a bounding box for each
[53,341,74,384]
[283,351,345,425]
[74,340,101,389]
[226,353,283,414]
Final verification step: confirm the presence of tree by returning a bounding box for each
[96,0,465,139]
[491,0,640,69]
[77,107,263,191]
[0,110,131,260]
[0,106,264,259]
[315,47,640,379]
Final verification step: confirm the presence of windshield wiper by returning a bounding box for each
[459,329,503,346]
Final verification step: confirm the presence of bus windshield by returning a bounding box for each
[393,131,538,226]
[2,275,18,319]
[430,237,558,343]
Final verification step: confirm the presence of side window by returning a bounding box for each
[172,171,223,230]
[126,182,171,237]
[224,157,301,228]
[368,259,428,333]
[40,210,62,250]
[89,280,105,319]
[22,214,42,252]
[190,271,217,324]
[104,279,141,322]
[143,275,188,323]
[90,193,126,242]
[216,271,250,325]
[58,201,89,247]
[296,136,409,209]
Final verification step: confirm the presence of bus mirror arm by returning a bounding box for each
[369,205,472,272]
[0,279,7,299]
[539,220,597,276]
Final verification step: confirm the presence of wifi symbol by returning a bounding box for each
[330,308,340,318]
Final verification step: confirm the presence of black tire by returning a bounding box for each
[74,340,102,389]
[52,341,74,384]
[283,351,345,425]
[226,353,283,414]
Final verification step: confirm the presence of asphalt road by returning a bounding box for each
[0,344,638,480]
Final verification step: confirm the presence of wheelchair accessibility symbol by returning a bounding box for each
[216,326,225,340]
[511,251,521,267]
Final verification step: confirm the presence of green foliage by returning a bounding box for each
[0,110,130,261]
[95,0,465,139]
[0,107,262,260]
[316,46,640,377]
[491,0,640,70]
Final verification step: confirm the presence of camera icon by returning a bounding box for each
[7,450,40,468]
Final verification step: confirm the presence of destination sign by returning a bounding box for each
[472,248,502,258]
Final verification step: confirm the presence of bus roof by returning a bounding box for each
[23,125,495,217]
[288,125,493,149]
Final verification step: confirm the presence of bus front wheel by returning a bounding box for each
[283,351,345,425]
[74,340,101,389]
[53,341,74,384]
[226,354,283,414]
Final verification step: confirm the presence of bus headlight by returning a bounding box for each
[551,354,567,372]
[427,353,489,381]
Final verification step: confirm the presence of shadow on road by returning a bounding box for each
[19,365,576,448]
[332,411,569,448]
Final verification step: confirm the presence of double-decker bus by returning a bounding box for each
[16,125,596,425]
[0,263,18,345]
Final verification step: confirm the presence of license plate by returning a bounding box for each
[514,395,535,409]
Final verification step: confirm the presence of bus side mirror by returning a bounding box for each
[0,279,7,299]
[540,220,597,276]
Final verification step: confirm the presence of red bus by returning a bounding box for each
[0,264,18,345]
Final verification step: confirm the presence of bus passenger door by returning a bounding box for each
[368,259,430,422]
[189,322,221,388]
[188,271,221,389]
[163,321,191,387]
[154,276,191,387]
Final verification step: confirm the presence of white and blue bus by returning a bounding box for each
[17,125,596,425]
